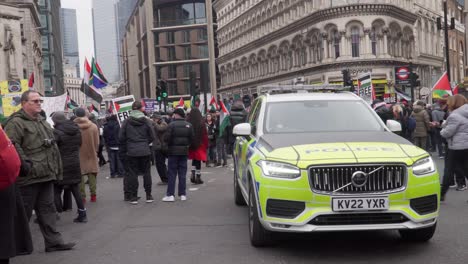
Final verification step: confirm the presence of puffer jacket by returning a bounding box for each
[152,120,169,152]
[119,111,154,157]
[164,118,194,156]
[411,105,430,137]
[3,109,62,186]
[441,104,468,150]
[54,120,82,185]
[103,118,120,148]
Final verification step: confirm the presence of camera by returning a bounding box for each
[43,138,56,147]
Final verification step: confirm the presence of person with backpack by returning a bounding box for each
[0,125,33,264]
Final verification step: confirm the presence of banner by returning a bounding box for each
[112,95,135,125]
[0,80,29,117]
[142,98,159,113]
[42,93,68,124]
[357,73,374,105]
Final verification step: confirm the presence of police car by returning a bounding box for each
[232,85,440,247]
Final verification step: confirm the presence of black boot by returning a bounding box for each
[190,170,196,183]
[195,172,204,184]
[73,209,88,223]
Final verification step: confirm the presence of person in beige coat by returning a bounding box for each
[411,101,432,150]
[73,108,100,203]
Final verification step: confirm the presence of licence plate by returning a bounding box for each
[332,197,389,212]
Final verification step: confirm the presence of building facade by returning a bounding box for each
[39,0,64,96]
[122,0,217,102]
[116,0,138,78]
[64,63,85,107]
[214,0,444,100]
[92,0,121,83]
[60,8,80,77]
[0,0,44,94]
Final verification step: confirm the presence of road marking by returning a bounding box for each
[208,179,215,183]
[189,188,199,191]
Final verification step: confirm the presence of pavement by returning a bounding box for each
[11,156,468,264]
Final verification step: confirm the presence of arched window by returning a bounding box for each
[332,30,340,58]
[371,27,377,55]
[351,27,360,57]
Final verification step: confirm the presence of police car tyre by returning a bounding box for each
[249,180,273,247]
[398,223,437,242]
[234,166,246,206]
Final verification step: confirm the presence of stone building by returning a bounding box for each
[0,0,44,94]
[447,0,465,85]
[64,63,85,107]
[214,0,444,100]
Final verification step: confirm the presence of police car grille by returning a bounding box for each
[309,165,406,194]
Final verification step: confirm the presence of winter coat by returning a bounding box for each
[152,120,169,153]
[441,104,468,150]
[189,124,209,161]
[0,126,21,190]
[164,118,194,156]
[74,117,100,175]
[206,121,217,147]
[431,105,446,124]
[410,105,430,138]
[103,119,120,148]
[3,109,62,186]
[228,104,248,144]
[119,111,154,157]
[53,120,82,185]
[375,104,393,125]
[0,184,33,259]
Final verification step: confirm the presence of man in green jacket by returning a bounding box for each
[4,90,75,252]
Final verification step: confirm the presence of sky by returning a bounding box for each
[61,0,94,79]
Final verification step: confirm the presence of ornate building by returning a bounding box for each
[214,0,444,99]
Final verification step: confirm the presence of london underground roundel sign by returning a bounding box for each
[396,67,410,80]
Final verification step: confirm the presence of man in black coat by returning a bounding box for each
[226,102,248,155]
[119,102,155,205]
[104,115,125,179]
[162,108,194,202]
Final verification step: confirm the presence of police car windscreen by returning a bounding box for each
[264,101,383,133]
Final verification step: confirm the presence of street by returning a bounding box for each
[12,157,468,264]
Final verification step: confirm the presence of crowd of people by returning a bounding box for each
[371,94,468,200]
[0,90,248,263]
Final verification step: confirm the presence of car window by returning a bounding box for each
[264,100,383,133]
[249,99,262,136]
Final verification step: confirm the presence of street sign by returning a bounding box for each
[395,66,411,85]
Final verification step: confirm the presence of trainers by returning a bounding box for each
[162,196,175,202]
[456,186,467,191]
[146,194,154,203]
[45,242,76,253]
[450,184,458,188]
[439,156,445,159]
[180,195,187,201]
[129,197,139,205]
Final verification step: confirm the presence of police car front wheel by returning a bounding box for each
[248,181,273,247]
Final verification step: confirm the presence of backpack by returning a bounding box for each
[407,116,417,132]
[0,126,21,190]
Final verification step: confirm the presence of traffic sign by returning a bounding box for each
[395,66,411,85]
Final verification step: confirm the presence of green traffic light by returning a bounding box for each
[162,92,168,98]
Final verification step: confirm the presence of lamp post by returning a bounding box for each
[444,0,451,83]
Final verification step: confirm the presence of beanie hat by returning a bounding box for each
[173,108,185,118]
[52,111,67,124]
[75,107,86,118]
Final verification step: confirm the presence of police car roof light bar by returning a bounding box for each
[257,85,349,95]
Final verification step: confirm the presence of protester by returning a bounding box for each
[119,101,155,204]
[103,115,125,179]
[151,112,169,185]
[90,115,107,167]
[227,101,248,156]
[74,108,100,203]
[205,112,217,167]
[0,125,33,263]
[372,99,393,125]
[440,94,468,201]
[3,90,75,252]
[162,108,194,202]
[215,110,228,167]
[51,111,87,223]
[410,100,431,150]
[187,108,209,184]
[432,102,447,158]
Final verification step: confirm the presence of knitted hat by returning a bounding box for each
[75,107,86,117]
[173,108,185,118]
[52,111,67,124]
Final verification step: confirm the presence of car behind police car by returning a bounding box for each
[232,87,440,247]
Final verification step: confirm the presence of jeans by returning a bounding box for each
[127,156,152,197]
[80,173,97,198]
[19,182,65,248]
[108,149,125,177]
[54,184,85,212]
[154,150,168,182]
[216,138,227,164]
[433,128,445,156]
[166,155,188,196]
[207,145,217,162]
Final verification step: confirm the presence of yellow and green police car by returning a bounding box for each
[232,86,440,247]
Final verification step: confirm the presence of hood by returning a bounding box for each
[257,132,426,165]
[413,105,424,113]
[433,104,442,111]
[8,109,40,122]
[128,110,148,126]
[454,104,468,119]
[55,120,80,136]
[74,117,93,130]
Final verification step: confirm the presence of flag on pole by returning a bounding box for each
[66,92,79,110]
[432,72,452,99]
[218,100,230,138]
[89,104,99,117]
[28,73,34,89]
[177,97,185,108]
[80,81,103,103]
[84,57,92,85]
[90,58,108,89]
[209,97,219,112]
[95,61,109,84]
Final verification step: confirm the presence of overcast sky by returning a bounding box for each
[61,0,94,78]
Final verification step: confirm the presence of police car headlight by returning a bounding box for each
[257,160,301,179]
[412,157,436,176]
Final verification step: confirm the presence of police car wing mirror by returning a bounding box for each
[386,120,402,132]
[233,123,251,136]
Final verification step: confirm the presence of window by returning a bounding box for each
[166,32,175,44]
[168,65,177,78]
[184,64,192,77]
[41,35,49,50]
[184,46,191,60]
[195,2,206,23]
[168,47,176,60]
[198,29,208,40]
[351,27,360,57]
[332,30,340,58]
[182,30,191,43]
[43,55,50,71]
[199,45,209,58]
[371,27,377,55]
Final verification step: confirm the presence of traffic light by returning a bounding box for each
[410,72,420,87]
[161,80,168,98]
[342,69,354,90]
[156,85,162,101]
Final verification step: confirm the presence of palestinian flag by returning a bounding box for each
[66,93,79,110]
[191,95,200,108]
[357,73,375,105]
[90,58,108,89]
[453,85,459,95]
[432,72,452,99]
[113,97,134,113]
[209,97,219,112]
[218,100,230,138]
[177,97,184,108]
[80,81,103,103]
[89,104,99,117]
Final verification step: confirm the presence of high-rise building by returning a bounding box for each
[60,8,80,78]
[116,0,138,78]
[39,0,64,96]
[92,0,120,83]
